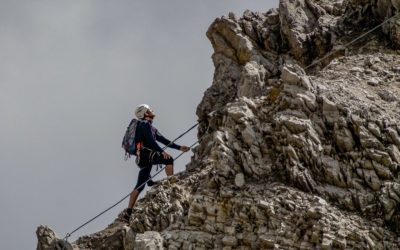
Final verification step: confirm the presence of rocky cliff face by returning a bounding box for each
[37,0,400,249]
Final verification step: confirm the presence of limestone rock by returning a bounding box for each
[234,173,245,187]
[36,226,58,250]
[37,1,400,249]
[36,226,73,250]
[279,0,343,64]
[344,0,400,48]
[134,231,163,250]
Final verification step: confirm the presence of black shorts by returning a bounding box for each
[136,148,173,167]
[134,149,174,192]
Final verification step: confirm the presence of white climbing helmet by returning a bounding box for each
[135,104,150,119]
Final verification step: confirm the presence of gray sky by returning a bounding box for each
[0,1,278,248]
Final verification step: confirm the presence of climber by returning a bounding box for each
[123,104,190,222]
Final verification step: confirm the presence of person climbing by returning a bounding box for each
[123,104,190,222]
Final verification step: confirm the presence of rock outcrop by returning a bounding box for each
[38,0,400,249]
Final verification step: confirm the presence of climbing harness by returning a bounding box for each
[306,11,400,69]
[61,111,215,247]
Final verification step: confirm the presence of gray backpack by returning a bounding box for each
[122,119,140,157]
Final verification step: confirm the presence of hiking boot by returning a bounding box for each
[119,208,132,224]
[122,213,131,223]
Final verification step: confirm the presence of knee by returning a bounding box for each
[167,158,174,165]
[135,185,145,193]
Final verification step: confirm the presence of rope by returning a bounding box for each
[61,121,212,243]
[306,11,400,69]
[160,122,200,151]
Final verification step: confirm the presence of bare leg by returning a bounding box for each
[128,190,140,209]
[165,164,173,176]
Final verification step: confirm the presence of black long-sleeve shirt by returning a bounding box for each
[135,120,181,152]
